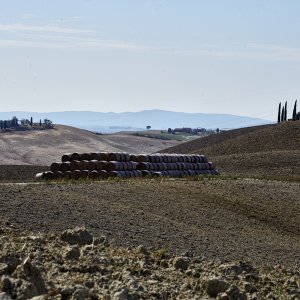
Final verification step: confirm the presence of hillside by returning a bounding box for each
[163,121,300,177]
[0,125,181,166]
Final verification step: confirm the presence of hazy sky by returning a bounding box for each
[1,0,300,120]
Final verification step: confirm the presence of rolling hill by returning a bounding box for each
[0,125,181,166]
[162,120,300,177]
[0,110,271,132]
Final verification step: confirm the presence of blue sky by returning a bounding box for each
[1,0,300,120]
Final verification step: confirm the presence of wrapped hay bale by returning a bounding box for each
[80,170,90,178]
[50,162,61,173]
[96,161,108,171]
[107,161,125,172]
[107,152,130,162]
[137,162,151,171]
[90,152,101,160]
[89,170,99,179]
[71,152,80,161]
[99,152,109,161]
[53,171,63,179]
[71,170,81,180]
[126,170,142,177]
[86,160,96,171]
[141,170,152,177]
[207,162,215,170]
[152,171,163,178]
[129,154,139,162]
[151,155,163,163]
[61,153,72,162]
[43,171,54,180]
[136,154,150,162]
[198,155,208,163]
[132,170,143,177]
[79,153,91,161]
[108,170,124,178]
[107,170,140,178]
[79,160,95,171]
[70,160,80,172]
[59,162,71,173]
[79,160,88,171]
[125,161,138,170]
[63,171,72,179]
[99,170,108,178]
[106,161,138,172]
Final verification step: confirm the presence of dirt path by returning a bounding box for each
[0,178,299,268]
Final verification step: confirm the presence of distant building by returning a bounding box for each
[171,127,207,135]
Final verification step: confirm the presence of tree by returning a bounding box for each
[4,120,7,129]
[11,116,18,127]
[146,125,151,130]
[284,101,287,121]
[43,119,53,128]
[39,119,42,126]
[293,100,297,120]
[281,107,285,122]
[277,102,281,123]
[30,117,33,126]
[167,128,172,134]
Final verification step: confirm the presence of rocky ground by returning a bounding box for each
[0,179,299,269]
[0,226,299,299]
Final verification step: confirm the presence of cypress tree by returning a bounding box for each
[293,100,297,120]
[39,119,42,126]
[30,117,33,126]
[281,107,285,122]
[284,101,287,121]
[277,102,281,123]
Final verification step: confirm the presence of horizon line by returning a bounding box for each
[0,109,273,120]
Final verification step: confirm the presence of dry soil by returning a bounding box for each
[0,178,299,269]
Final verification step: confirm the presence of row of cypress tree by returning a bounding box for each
[277,100,298,123]
[0,117,53,130]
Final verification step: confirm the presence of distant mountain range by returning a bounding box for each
[0,110,272,133]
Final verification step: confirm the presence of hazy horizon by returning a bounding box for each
[1,1,300,121]
[0,110,272,132]
[0,108,273,121]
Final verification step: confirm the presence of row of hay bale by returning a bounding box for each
[36,152,220,180]
[49,160,139,173]
[61,152,131,162]
[61,152,208,163]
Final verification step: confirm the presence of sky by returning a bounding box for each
[1,0,300,120]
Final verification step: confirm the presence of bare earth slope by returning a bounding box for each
[0,179,299,268]
[163,121,300,177]
[0,125,180,166]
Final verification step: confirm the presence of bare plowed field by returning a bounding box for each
[0,165,47,182]
[163,121,300,178]
[1,179,299,268]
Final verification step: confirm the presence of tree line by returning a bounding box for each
[0,116,53,130]
[277,100,299,123]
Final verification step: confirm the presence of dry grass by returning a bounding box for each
[0,125,181,166]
